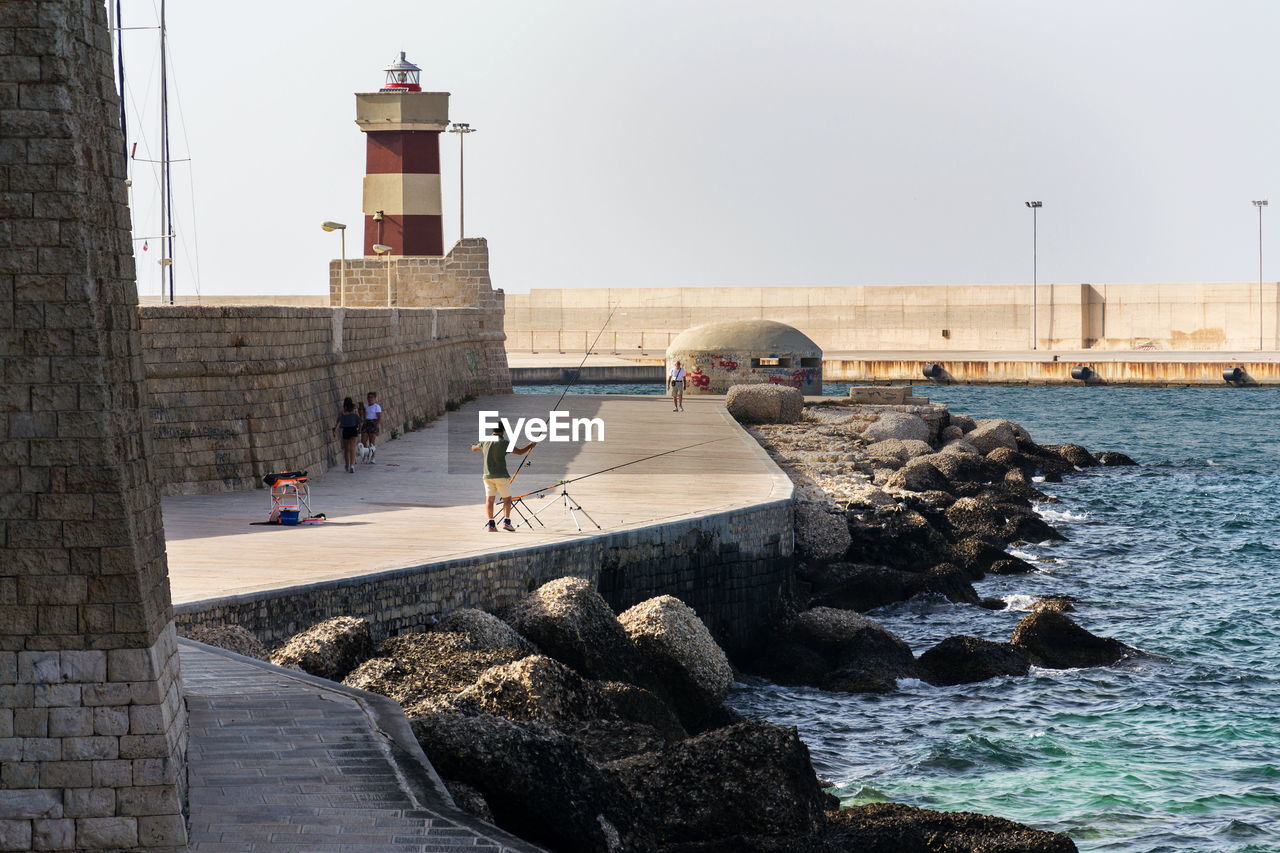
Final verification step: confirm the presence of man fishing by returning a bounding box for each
[471,420,536,531]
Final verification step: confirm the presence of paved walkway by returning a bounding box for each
[163,394,788,605]
[181,641,542,852]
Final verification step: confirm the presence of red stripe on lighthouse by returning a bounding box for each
[365,131,441,175]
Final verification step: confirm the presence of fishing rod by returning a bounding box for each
[505,299,624,488]
[512,438,725,502]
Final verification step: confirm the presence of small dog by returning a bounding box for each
[357,443,376,464]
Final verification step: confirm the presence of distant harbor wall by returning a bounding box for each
[139,306,511,495]
[511,365,666,385]
[513,357,1280,387]
[823,358,1280,386]
[174,498,794,656]
[505,282,1280,353]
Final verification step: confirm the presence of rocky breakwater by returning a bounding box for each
[184,578,1079,852]
[734,389,1144,694]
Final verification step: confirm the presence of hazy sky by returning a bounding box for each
[118,1,1280,297]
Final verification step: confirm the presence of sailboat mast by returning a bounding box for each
[159,0,175,303]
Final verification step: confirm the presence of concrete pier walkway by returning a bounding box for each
[163,394,788,605]
[180,641,541,852]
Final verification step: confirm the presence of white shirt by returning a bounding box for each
[364,402,382,420]
[669,368,687,381]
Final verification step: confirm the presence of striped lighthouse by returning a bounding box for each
[355,52,448,256]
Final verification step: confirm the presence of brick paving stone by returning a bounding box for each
[181,643,541,852]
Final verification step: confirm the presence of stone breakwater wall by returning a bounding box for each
[173,498,794,656]
[508,282,1280,352]
[139,306,511,495]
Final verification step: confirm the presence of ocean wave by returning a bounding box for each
[1035,505,1090,523]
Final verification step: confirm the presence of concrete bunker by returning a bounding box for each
[666,319,823,394]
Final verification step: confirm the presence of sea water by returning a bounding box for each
[515,384,1280,851]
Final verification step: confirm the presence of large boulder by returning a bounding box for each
[944,497,1010,540]
[948,537,1035,580]
[949,413,978,433]
[921,450,1006,485]
[862,412,930,443]
[843,483,897,511]
[1095,451,1138,466]
[795,503,852,562]
[180,624,269,661]
[726,385,804,425]
[1011,611,1141,669]
[608,721,830,846]
[823,802,1078,852]
[885,459,951,493]
[781,607,917,692]
[1043,443,1099,468]
[270,616,373,682]
[966,419,1020,455]
[865,439,934,462]
[343,632,527,714]
[917,635,1032,686]
[810,563,978,612]
[441,654,676,762]
[506,576,638,683]
[410,711,655,853]
[434,608,536,653]
[617,596,733,730]
[445,654,603,723]
[846,508,954,571]
[1005,512,1067,544]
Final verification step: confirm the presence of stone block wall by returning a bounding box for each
[328,237,504,314]
[138,306,512,495]
[1,0,188,848]
[174,498,794,657]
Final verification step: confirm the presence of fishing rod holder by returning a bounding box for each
[518,480,601,534]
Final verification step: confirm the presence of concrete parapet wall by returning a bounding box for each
[138,306,511,494]
[173,499,794,656]
[506,282,1280,353]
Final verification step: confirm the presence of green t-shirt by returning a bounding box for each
[481,439,511,479]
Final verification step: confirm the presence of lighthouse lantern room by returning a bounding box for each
[380,51,422,93]
[355,52,449,256]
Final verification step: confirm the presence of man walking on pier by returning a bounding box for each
[471,421,536,531]
[668,360,687,412]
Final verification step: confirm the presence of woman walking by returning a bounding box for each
[333,397,362,473]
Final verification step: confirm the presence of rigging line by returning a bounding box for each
[511,438,725,502]
[167,46,203,294]
[506,299,623,486]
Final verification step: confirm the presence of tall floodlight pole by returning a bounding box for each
[1025,201,1043,350]
[373,244,393,306]
[1253,200,1267,350]
[448,122,476,239]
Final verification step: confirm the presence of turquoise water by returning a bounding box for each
[516,383,1280,852]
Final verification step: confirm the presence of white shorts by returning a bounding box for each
[483,477,512,498]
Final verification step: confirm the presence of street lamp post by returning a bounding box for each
[1252,200,1267,351]
[372,243,393,307]
[448,122,476,239]
[1025,201,1043,350]
[322,221,347,307]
